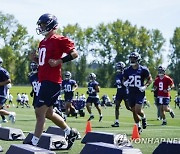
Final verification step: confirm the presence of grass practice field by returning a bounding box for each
[0,86,179,154]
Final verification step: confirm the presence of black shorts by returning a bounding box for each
[35,81,61,108]
[86,97,100,106]
[64,93,73,102]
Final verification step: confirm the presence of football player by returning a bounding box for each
[123,52,152,134]
[29,13,78,149]
[111,61,131,127]
[86,73,103,122]
[154,66,175,125]
[0,57,16,123]
[62,71,78,120]
[29,62,39,108]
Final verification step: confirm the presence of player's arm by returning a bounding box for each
[139,75,152,92]
[0,79,11,86]
[72,83,78,92]
[122,77,129,87]
[165,79,175,93]
[144,75,153,88]
[95,85,100,93]
[48,49,78,67]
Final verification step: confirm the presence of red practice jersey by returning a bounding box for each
[38,34,75,83]
[154,75,174,97]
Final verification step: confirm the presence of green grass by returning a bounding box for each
[0,86,179,154]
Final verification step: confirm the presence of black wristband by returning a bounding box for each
[62,54,73,63]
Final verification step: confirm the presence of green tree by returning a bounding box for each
[169,27,180,85]
[0,12,31,84]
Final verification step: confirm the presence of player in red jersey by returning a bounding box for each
[30,13,78,149]
[154,66,175,125]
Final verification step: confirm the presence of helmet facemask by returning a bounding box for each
[89,73,96,82]
[158,66,165,78]
[30,63,38,73]
[129,52,141,66]
[116,62,125,73]
[65,72,71,80]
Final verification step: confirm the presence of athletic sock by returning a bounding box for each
[136,122,141,128]
[142,114,146,119]
[31,136,39,146]
[64,127,71,135]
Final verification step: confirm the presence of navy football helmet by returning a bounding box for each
[65,71,72,80]
[158,66,166,76]
[129,52,141,66]
[89,73,96,81]
[30,62,38,72]
[36,13,58,35]
[115,61,125,72]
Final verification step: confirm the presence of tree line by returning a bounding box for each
[0,12,179,87]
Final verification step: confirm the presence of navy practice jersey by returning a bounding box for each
[0,67,10,98]
[87,80,99,98]
[29,72,40,97]
[115,72,127,95]
[123,65,150,94]
[62,79,77,95]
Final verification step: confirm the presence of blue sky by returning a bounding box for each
[1,0,180,65]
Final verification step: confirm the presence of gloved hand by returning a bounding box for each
[139,86,146,92]
[30,91,33,97]
[123,80,129,87]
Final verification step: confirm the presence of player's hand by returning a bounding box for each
[48,59,62,67]
[139,86,146,92]
[163,89,168,93]
[123,80,129,87]
[30,91,33,97]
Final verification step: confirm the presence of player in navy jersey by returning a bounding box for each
[123,52,152,134]
[111,62,131,127]
[0,57,16,123]
[29,62,39,108]
[86,73,103,122]
[62,71,78,120]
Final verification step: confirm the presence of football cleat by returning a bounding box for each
[169,110,175,118]
[138,127,142,134]
[1,119,8,123]
[99,115,103,122]
[162,121,167,125]
[8,112,16,124]
[142,118,147,129]
[111,122,119,127]
[87,115,94,121]
[66,128,78,150]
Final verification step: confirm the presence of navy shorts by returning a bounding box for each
[64,92,73,102]
[128,93,145,108]
[35,81,61,108]
[0,97,7,106]
[86,97,100,106]
[115,92,128,102]
[157,97,170,105]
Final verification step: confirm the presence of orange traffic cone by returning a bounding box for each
[85,121,92,134]
[131,124,140,140]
